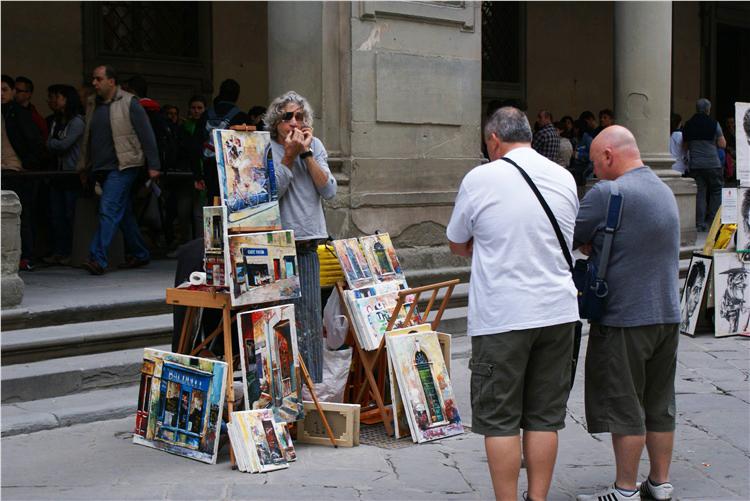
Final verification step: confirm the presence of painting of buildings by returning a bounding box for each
[332,238,374,289]
[237,305,304,423]
[360,233,404,283]
[133,349,227,464]
[227,231,300,306]
[214,130,281,233]
[386,331,463,443]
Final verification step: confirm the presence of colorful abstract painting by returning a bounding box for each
[237,305,304,422]
[386,331,463,443]
[133,349,227,464]
[227,230,300,306]
[213,130,281,233]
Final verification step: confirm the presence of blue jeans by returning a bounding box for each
[692,168,723,229]
[49,184,78,256]
[89,168,149,268]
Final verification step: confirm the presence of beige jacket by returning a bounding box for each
[76,86,144,172]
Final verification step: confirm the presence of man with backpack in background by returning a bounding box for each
[192,79,249,204]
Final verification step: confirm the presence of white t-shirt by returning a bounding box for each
[446,146,580,336]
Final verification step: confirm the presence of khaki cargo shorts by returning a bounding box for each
[584,323,678,435]
[469,322,576,436]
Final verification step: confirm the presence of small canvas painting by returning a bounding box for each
[237,305,304,422]
[360,233,404,283]
[735,102,750,185]
[227,230,300,306]
[385,331,463,443]
[133,349,227,464]
[713,250,750,337]
[214,130,281,233]
[203,206,225,253]
[679,254,712,336]
[333,238,374,289]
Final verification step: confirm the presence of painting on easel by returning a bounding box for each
[213,129,281,233]
[227,231,300,306]
[237,305,304,423]
[360,233,404,283]
[133,349,227,464]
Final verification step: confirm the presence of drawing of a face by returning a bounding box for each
[686,277,704,319]
[684,261,706,323]
[727,271,747,300]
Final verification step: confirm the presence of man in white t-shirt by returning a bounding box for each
[447,106,579,501]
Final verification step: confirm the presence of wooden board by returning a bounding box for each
[297,401,361,448]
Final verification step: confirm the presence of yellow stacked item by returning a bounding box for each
[318,243,345,287]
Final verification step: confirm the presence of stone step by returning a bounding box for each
[1,385,139,437]
[1,314,173,365]
[1,344,168,404]
[1,296,171,331]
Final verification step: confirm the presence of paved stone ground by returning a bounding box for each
[2,332,748,500]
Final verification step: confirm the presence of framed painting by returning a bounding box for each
[713,250,750,337]
[679,253,712,336]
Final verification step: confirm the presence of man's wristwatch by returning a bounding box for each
[300,150,313,160]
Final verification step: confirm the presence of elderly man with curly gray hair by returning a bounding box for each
[266,90,337,381]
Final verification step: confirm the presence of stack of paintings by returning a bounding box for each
[228,409,296,473]
[385,328,463,443]
[332,234,420,350]
[237,304,304,422]
[133,349,227,464]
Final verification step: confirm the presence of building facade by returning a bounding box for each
[3,1,749,281]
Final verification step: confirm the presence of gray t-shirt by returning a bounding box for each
[271,137,337,241]
[688,123,723,170]
[574,167,680,327]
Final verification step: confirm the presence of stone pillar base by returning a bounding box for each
[1,190,24,308]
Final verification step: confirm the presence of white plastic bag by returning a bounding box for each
[301,347,352,403]
[323,287,349,350]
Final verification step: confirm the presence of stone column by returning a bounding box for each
[614,1,697,246]
[2,190,24,307]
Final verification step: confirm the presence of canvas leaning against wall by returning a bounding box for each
[133,349,227,464]
[680,254,712,336]
[713,250,750,337]
[237,305,304,423]
[386,331,463,443]
[214,129,281,233]
[227,230,300,306]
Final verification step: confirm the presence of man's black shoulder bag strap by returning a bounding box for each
[499,157,574,271]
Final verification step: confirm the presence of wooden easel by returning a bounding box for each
[338,278,460,436]
[167,287,338,466]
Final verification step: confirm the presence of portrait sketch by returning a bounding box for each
[735,103,750,184]
[713,250,750,337]
[679,254,711,336]
[736,188,750,257]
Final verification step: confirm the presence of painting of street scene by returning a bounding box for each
[360,233,404,283]
[333,238,374,289]
[386,331,463,443]
[227,231,300,306]
[237,305,304,423]
[214,129,281,233]
[133,349,227,464]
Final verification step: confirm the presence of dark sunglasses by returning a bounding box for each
[281,111,305,122]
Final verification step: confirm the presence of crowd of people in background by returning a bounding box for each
[486,98,736,234]
[1,70,267,271]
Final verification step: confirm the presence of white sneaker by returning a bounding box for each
[637,479,674,500]
[577,483,641,501]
